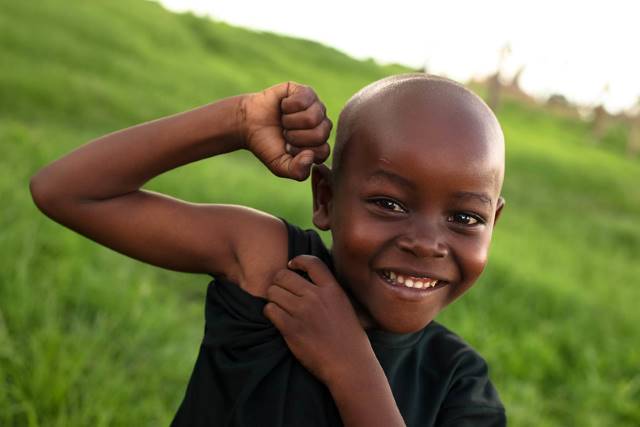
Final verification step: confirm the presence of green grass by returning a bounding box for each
[1,0,639,425]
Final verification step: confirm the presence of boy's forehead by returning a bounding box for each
[358,81,501,145]
[339,79,505,194]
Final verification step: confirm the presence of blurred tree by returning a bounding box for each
[626,97,640,158]
[591,104,609,145]
[509,65,525,93]
[591,84,611,145]
[487,43,511,112]
[547,94,570,107]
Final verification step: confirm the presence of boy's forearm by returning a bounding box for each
[31,95,246,200]
[327,351,406,427]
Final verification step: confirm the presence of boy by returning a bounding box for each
[30,73,506,426]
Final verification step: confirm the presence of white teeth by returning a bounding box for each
[383,270,441,290]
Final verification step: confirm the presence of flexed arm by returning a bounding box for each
[30,83,331,283]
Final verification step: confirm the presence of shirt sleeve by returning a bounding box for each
[435,349,506,427]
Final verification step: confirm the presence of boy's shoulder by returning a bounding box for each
[368,322,505,423]
[421,321,493,374]
[422,322,505,416]
[226,216,329,298]
[281,219,332,262]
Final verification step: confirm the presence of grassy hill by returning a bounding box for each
[1,0,639,425]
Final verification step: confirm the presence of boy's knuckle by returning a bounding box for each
[312,147,327,163]
[281,115,293,129]
[309,127,322,141]
[306,255,320,265]
[266,285,277,299]
[323,120,333,133]
[291,99,305,111]
[294,255,311,265]
[301,84,314,96]
[284,130,298,143]
[263,302,276,318]
[273,269,288,283]
[313,103,324,122]
[320,144,330,159]
[302,114,315,128]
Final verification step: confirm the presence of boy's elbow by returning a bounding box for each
[30,169,59,216]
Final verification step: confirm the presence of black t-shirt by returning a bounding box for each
[171,219,506,426]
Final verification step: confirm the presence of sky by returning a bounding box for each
[158,0,639,114]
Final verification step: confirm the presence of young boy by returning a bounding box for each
[30,73,506,426]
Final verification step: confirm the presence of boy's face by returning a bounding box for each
[312,87,505,333]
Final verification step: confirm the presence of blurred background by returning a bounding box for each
[1,0,638,425]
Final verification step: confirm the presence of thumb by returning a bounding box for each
[288,255,337,287]
[289,150,315,181]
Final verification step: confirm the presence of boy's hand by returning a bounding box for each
[240,82,332,181]
[263,255,374,386]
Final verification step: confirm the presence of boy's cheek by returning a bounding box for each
[459,244,491,289]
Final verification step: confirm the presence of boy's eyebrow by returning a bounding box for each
[368,170,493,206]
[367,169,416,190]
[452,191,493,206]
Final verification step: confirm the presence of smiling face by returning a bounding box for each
[312,76,505,333]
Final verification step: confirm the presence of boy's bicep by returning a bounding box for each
[39,189,288,280]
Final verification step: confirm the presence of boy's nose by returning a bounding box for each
[396,223,448,258]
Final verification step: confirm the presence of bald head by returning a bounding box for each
[332,74,505,189]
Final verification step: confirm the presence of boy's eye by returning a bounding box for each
[370,198,406,213]
[447,213,484,226]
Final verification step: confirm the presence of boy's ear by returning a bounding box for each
[493,196,506,225]
[311,164,333,230]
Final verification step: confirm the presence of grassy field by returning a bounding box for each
[1,0,639,425]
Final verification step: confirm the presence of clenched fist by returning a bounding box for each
[239,82,332,181]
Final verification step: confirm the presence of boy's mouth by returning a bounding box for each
[380,269,444,290]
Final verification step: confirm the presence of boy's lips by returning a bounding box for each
[376,268,449,298]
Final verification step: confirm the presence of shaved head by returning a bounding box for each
[311,74,508,333]
[332,73,505,190]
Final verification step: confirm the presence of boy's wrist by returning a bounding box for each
[233,94,251,151]
[326,349,406,427]
[187,95,250,155]
[323,343,379,390]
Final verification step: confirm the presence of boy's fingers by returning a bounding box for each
[292,150,316,180]
[284,119,332,147]
[268,149,314,181]
[263,301,294,329]
[281,102,327,130]
[287,255,337,288]
[285,143,330,164]
[281,84,317,114]
[285,150,315,181]
[272,269,312,293]
[266,284,301,314]
[273,268,322,298]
